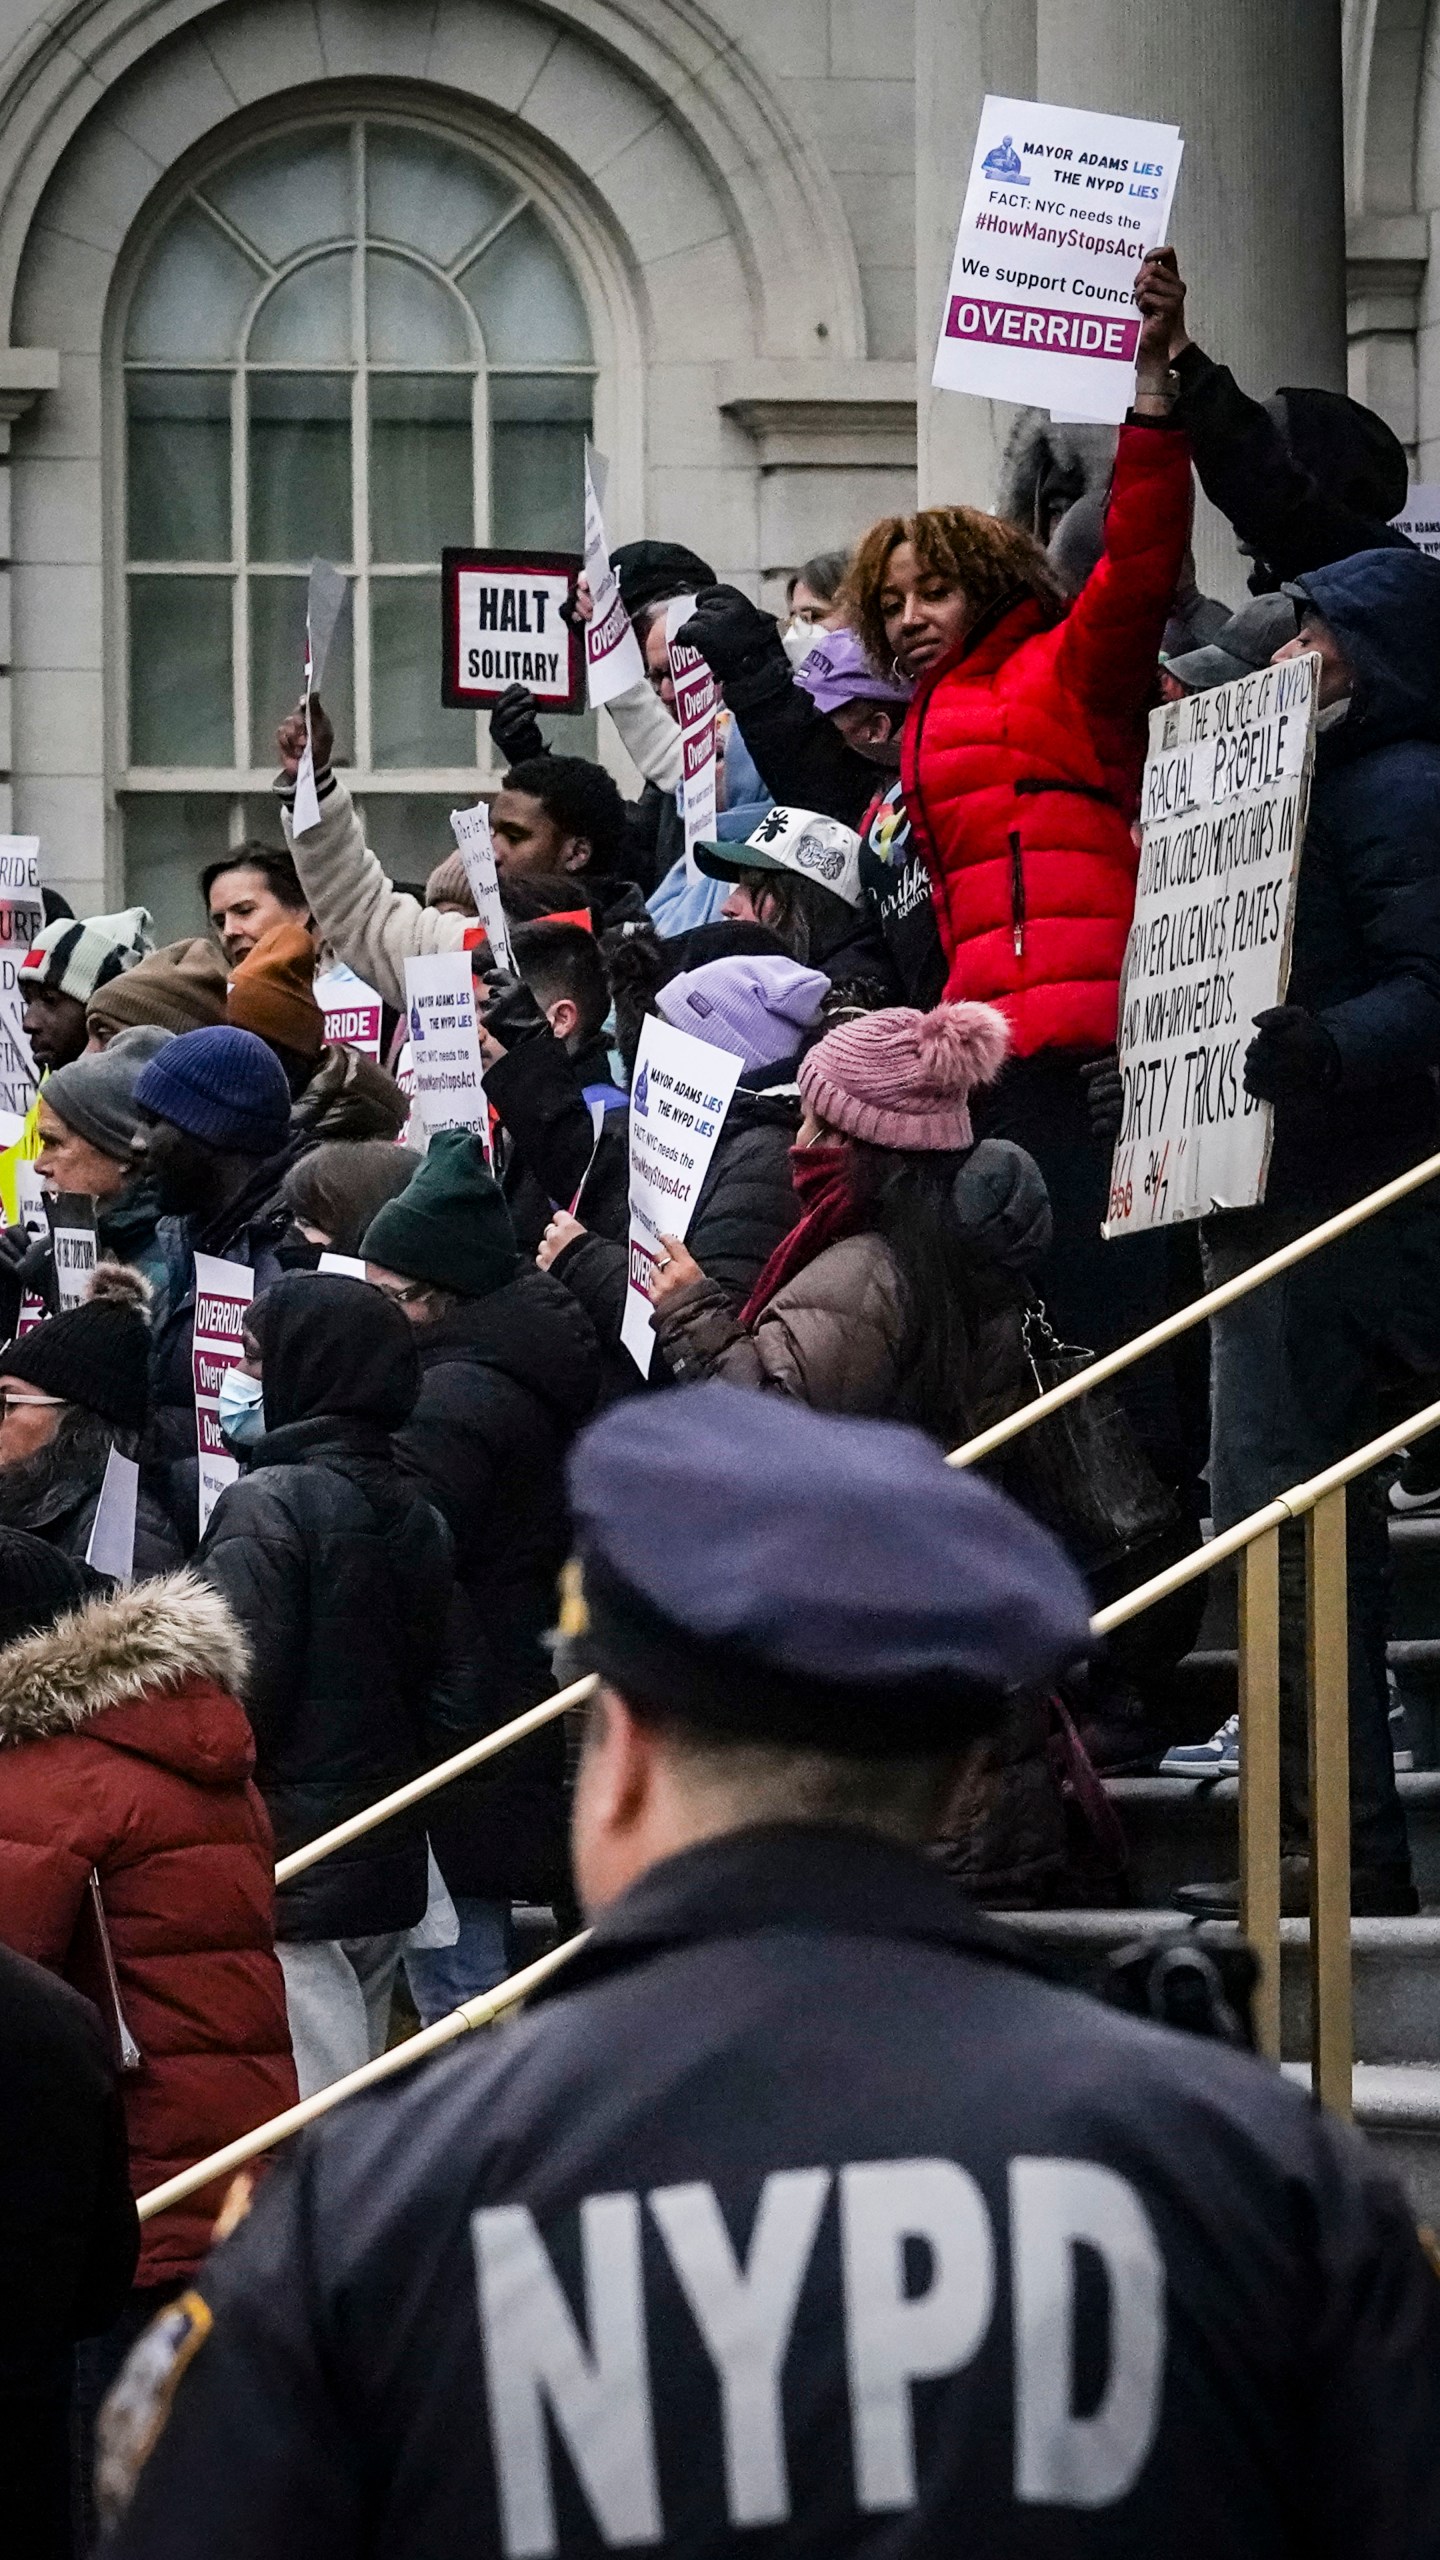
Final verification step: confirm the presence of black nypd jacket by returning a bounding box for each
[107,1825,1440,2560]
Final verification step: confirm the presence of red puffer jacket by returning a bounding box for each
[0,1571,297,2284]
[901,420,1192,1055]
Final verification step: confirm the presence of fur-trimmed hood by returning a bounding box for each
[0,1570,253,1778]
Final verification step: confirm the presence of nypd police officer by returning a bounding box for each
[105,1385,1440,2556]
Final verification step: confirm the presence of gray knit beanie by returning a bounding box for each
[44,1026,176,1165]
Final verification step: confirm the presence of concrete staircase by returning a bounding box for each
[1010,1511,1440,2217]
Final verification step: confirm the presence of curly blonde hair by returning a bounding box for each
[843,508,1064,671]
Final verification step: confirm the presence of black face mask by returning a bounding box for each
[273,1223,324,1273]
[134,1119,222,1218]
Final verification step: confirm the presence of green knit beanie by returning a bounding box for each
[360,1129,519,1299]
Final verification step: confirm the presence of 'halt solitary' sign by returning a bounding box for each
[442,548,584,711]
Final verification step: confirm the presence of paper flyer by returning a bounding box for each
[313,960,384,1061]
[583,443,646,708]
[449,801,514,972]
[402,952,490,1150]
[620,1015,742,1376]
[665,595,719,876]
[192,1251,255,1533]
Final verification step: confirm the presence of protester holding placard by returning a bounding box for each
[0,1268,180,1576]
[0,1028,174,1329]
[18,908,153,1074]
[477,921,628,1254]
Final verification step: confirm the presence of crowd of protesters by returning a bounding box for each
[5,236,1440,2549]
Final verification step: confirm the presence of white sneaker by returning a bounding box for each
[1160,1713,1239,1778]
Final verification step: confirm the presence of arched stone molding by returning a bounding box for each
[1345,0,1430,460]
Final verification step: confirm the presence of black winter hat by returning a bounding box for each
[0,1528,102,1648]
[611,539,717,620]
[0,1264,153,1432]
[1269,388,1409,524]
[250,1272,421,1434]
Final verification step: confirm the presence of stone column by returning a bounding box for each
[1035,0,1348,600]
[0,350,58,835]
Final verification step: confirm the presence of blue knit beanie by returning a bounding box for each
[134,1024,292,1157]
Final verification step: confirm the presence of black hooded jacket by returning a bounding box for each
[1172,348,1412,591]
[393,1269,600,1901]
[197,1275,454,1942]
[1254,548,1440,1214]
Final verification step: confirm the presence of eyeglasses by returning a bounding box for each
[0,1390,65,1420]
[373,1280,430,1307]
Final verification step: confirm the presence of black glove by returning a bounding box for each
[1242,1005,1341,1103]
[478,969,551,1054]
[1079,1053,1124,1145]
[0,1221,49,1287]
[488,684,547,768]
[673,585,783,685]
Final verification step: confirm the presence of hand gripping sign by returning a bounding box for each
[192,1252,255,1534]
[442,548,583,712]
[933,95,1182,424]
[620,1015,742,1377]
[1104,651,1319,1235]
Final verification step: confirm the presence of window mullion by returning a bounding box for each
[232,367,248,775]
[475,361,489,774]
[352,122,373,778]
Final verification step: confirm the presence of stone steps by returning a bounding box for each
[1108,1772,1440,1904]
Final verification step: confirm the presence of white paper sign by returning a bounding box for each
[583,444,646,709]
[317,1251,368,1279]
[452,562,577,705]
[192,1251,255,1533]
[1104,652,1319,1235]
[449,802,514,972]
[13,1156,47,1335]
[620,1016,743,1376]
[665,596,719,877]
[85,1447,140,1583]
[1392,484,1440,560]
[933,96,1182,424]
[313,960,384,1060]
[402,952,489,1146]
[292,559,349,837]
[46,1194,98,1311]
[0,839,42,1124]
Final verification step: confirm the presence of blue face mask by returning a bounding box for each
[217,1366,265,1452]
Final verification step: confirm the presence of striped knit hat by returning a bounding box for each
[19,906,153,1005]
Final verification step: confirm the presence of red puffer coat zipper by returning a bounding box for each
[901,420,1193,1055]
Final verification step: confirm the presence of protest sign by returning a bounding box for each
[45,1193,98,1310]
[1104,650,1319,1236]
[442,548,583,711]
[0,839,42,1123]
[583,443,646,708]
[317,1251,368,1279]
[619,1015,742,1376]
[292,559,349,837]
[192,1252,255,1533]
[666,596,719,875]
[1392,485,1440,560]
[13,1157,46,1334]
[313,960,385,1060]
[932,96,1182,423]
[449,801,514,971]
[402,952,490,1149]
[85,1447,140,1583]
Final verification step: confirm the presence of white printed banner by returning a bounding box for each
[1104,651,1319,1234]
[313,961,384,1060]
[932,96,1182,423]
[13,1157,47,1334]
[402,952,490,1148]
[46,1193,98,1311]
[583,443,646,709]
[666,595,719,876]
[620,1015,743,1376]
[0,838,42,1125]
[192,1251,255,1533]
[1392,484,1440,560]
[449,801,514,973]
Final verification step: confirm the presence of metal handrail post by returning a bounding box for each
[1307,1488,1353,2118]
[1238,1529,1282,2061]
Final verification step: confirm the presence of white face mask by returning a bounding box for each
[217,1365,264,1452]
[1315,696,1352,733]
[781,618,823,669]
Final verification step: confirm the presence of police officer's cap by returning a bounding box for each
[568,1384,1092,1753]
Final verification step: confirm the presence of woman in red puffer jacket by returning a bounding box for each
[0,1538,296,2384]
[845,253,1192,1423]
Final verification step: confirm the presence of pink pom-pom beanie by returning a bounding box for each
[797,1000,1011,1151]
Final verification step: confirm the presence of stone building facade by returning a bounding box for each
[0,0,1419,925]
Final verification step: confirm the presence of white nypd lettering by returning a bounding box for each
[1010,2158,1165,2506]
[472,2194,662,2560]
[840,2158,995,2510]
[649,2169,830,2527]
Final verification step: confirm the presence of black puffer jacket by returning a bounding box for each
[485,1030,629,1256]
[554,1083,803,1387]
[197,1276,453,1943]
[393,1270,599,1901]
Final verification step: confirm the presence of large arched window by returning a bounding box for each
[120,117,595,929]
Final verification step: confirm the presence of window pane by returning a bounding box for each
[365,252,472,365]
[459,208,591,361]
[370,376,472,563]
[365,127,519,268]
[123,796,236,941]
[128,578,233,766]
[248,375,351,563]
[127,375,231,561]
[489,377,590,551]
[249,252,354,362]
[125,206,262,360]
[249,576,354,768]
[203,128,352,267]
[371,578,476,768]
[356,795,468,890]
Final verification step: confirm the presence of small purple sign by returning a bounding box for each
[945,296,1140,361]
